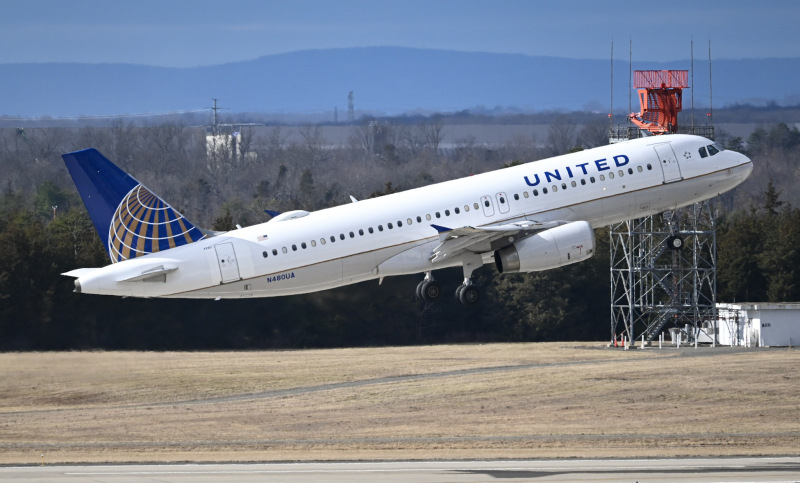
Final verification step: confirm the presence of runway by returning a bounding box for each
[3,457,800,482]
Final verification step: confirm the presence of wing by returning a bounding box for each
[429,220,568,263]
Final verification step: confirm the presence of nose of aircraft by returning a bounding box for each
[742,153,754,179]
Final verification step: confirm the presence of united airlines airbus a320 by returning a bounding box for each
[62,134,752,305]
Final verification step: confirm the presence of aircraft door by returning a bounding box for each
[214,242,241,284]
[653,143,682,183]
[495,192,510,214]
[480,195,495,217]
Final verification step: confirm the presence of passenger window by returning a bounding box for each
[561,183,567,190]
[282,247,288,254]
[388,223,393,229]
[543,187,548,194]
[416,216,422,222]
[523,192,529,199]
[608,172,614,179]
[435,212,441,218]
[473,203,479,210]
[426,214,432,221]
[580,179,586,185]
[358,229,364,236]
[533,189,539,196]
[292,244,297,251]
[552,185,558,192]
[262,251,268,258]
[618,170,624,177]
[707,144,719,156]
[571,181,577,187]
[647,164,653,170]
[272,249,278,256]
[628,168,633,175]
[368,227,374,234]
[514,194,519,200]
[330,236,335,243]
[339,234,345,240]
[499,196,505,204]
[590,176,596,183]
[465,205,470,211]
[407,218,413,225]
[483,200,490,207]
[378,225,384,232]
[637,166,643,172]
[301,242,307,249]
[445,210,450,216]
[397,220,402,227]
[311,240,316,247]
[600,175,606,181]
[321,238,326,245]
[454,208,460,214]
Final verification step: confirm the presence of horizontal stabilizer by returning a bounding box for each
[62,268,99,278]
[117,264,178,283]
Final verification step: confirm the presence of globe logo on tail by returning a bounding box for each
[108,184,206,263]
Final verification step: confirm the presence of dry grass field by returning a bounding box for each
[1,343,799,464]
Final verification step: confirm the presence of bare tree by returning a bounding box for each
[578,120,610,149]
[546,116,577,156]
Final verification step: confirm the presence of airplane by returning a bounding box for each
[61,134,752,306]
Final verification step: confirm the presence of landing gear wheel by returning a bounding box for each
[458,285,479,306]
[455,284,465,300]
[667,235,684,250]
[415,280,426,301]
[421,280,441,301]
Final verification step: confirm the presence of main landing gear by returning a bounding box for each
[417,253,484,307]
[455,282,479,306]
[416,274,442,302]
[416,274,479,306]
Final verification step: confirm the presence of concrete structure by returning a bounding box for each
[717,303,800,347]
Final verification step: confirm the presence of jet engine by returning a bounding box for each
[494,221,595,273]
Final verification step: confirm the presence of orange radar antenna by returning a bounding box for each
[628,70,688,135]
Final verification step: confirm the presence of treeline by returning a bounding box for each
[0,120,794,350]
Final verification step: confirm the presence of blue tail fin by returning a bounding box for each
[62,148,207,263]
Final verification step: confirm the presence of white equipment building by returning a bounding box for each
[716,303,800,347]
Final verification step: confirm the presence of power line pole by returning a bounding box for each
[347,91,354,123]
[210,99,221,134]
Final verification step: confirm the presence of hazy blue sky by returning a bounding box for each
[2,0,797,67]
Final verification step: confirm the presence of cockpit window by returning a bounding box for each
[707,144,721,156]
[699,146,708,158]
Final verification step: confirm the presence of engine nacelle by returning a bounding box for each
[494,221,595,273]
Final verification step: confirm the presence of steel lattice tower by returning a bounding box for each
[610,199,717,345]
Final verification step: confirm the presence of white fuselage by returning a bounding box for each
[74,135,752,298]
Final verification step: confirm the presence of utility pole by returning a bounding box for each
[347,91,354,123]
[210,99,221,134]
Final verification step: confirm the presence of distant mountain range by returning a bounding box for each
[1,47,799,118]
